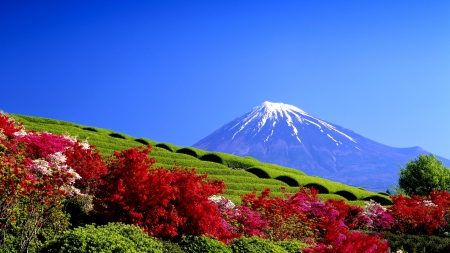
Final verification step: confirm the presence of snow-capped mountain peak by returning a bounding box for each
[193,101,450,191]
[230,101,356,145]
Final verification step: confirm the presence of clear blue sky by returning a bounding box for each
[1,1,449,159]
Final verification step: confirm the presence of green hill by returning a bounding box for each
[10,114,392,205]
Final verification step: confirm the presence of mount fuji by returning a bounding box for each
[193,101,450,192]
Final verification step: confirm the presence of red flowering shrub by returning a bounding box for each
[429,190,450,233]
[237,188,313,241]
[362,200,394,232]
[389,194,445,235]
[0,113,23,140]
[0,112,94,252]
[303,231,389,253]
[95,148,229,241]
[65,140,107,195]
[16,131,75,159]
[223,187,389,252]
[224,205,267,238]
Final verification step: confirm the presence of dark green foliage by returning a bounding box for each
[399,154,450,196]
[41,223,164,253]
[384,232,450,253]
[135,138,150,145]
[303,183,329,194]
[200,153,223,164]
[155,143,175,152]
[274,240,309,253]
[247,167,270,178]
[176,148,199,158]
[222,157,257,169]
[335,190,357,201]
[230,237,287,253]
[82,127,98,132]
[161,240,185,253]
[275,175,300,187]
[378,191,391,196]
[109,132,126,139]
[179,236,231,253]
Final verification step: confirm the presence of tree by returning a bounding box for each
[398,154,450,196]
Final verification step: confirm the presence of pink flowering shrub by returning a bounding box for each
[215,187,389,252]
[0,112,98,251]
[363,200,394,231]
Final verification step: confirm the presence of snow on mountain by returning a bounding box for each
[193,101,450,192]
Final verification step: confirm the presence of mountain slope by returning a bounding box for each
[193,101,450,191]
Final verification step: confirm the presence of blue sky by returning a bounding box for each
[1,1,449,160]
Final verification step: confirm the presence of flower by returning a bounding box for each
[209,195,236,210]
[47,152,67,165]
[29,159,53,176]
[80,138,90,150]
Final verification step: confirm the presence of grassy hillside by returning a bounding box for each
[10,114,392,205]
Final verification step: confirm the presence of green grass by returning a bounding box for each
[10,114,393,205]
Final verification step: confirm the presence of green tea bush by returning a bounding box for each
[275,175,300,187]
[384,232,450,253]
[200,153,224,164]
[109,132,126,139]
[155,143,176,152]
[161,240,185,253]
[135,138,150,145]
[41,223,164,253]
[230,237,287,253]
[179,235,231,253]
[176,147,200,158]
[274,239,309,253]
[334,190,357,201]
[82,127,98,132]
[246,167,271,178]
[378,191,390,196]
[317,194,347,201]
[219,153,258,169]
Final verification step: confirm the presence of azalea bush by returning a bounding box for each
[0,112,99,252]
[213,187,389,252]
[94,148,230,241]
[388,190,450,235]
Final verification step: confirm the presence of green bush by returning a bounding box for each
[135,138,150,145]
[155,142,181,152]
[109,132,127,139]
[274,239,309,253]
[161,240,185,253]
[246,167,271,178]
[384,232,450,253]
[180,235,231,253]
[41,223,164,253]
[82,127,98,132]
[200,153,224,164]
[275,175,300,187]
[176,148,200,158]
[230,237,287,253]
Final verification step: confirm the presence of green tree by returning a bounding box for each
[398,154,450,196]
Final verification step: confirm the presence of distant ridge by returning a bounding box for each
[193,101,450,191]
